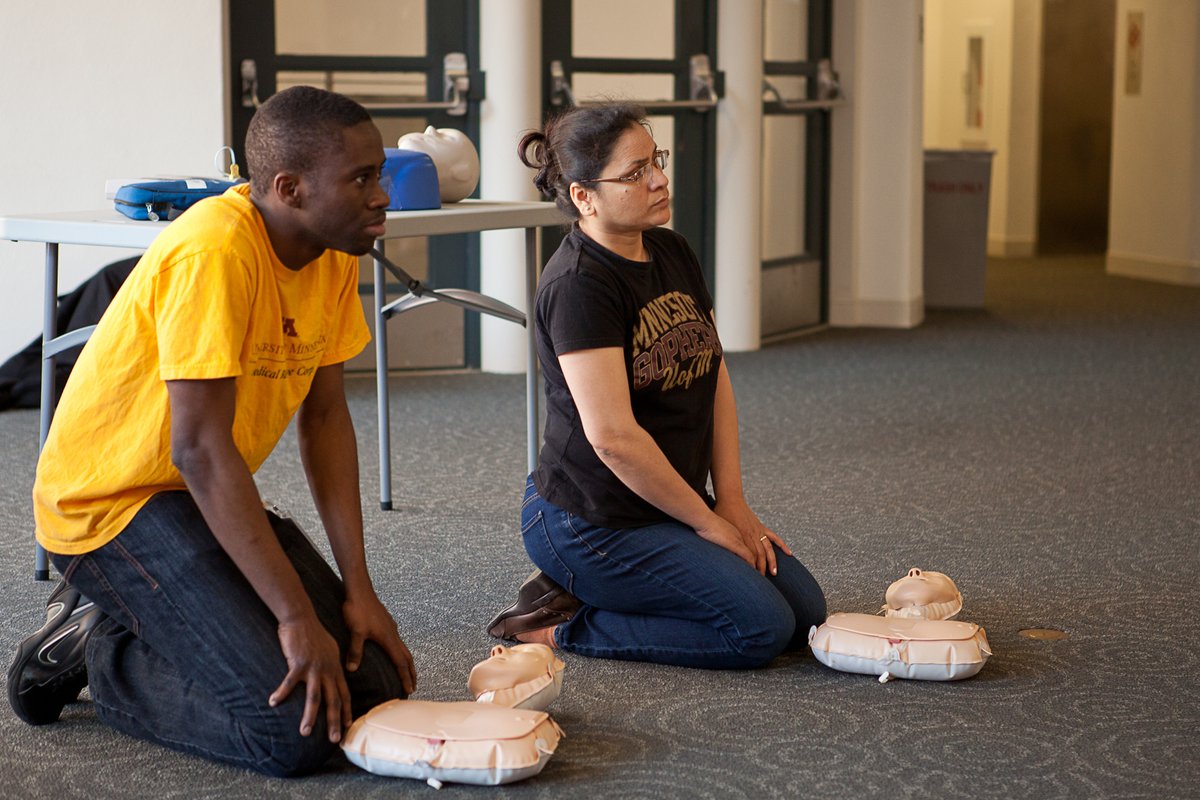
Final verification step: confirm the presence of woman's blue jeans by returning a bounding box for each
[51,491,405,777]
[521,477,827,669]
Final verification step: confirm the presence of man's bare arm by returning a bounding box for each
[166,377,352,742]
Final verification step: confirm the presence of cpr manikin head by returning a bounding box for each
[468,643,565,711]
[883,568,963,620]
[396,126,480,202]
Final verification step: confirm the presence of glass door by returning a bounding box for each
[541,0,720,289]
[228,0,484,369]
[760,0,834,336]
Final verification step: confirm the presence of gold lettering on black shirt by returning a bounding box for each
[631,292,721,391]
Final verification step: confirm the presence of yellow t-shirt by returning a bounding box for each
[33,184,370,555]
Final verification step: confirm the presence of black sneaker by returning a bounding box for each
[7,580,104,725]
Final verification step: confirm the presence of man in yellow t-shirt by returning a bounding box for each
[7,86,417,777]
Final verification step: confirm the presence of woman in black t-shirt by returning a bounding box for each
[487,104,825,669]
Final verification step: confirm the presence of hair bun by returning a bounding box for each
[518,130,560,199]
[517,130,549,169]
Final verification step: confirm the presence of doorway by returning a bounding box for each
[1037,0,1115,254]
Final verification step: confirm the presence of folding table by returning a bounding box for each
[1,199,563,578]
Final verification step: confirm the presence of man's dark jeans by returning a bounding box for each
[53,491,405,776]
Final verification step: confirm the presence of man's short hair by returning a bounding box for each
[244,86,373,196]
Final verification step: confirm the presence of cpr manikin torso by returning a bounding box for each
[341,643,567,787]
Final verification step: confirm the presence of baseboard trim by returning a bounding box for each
[1106,253,1200,287]
[830,296,924,328]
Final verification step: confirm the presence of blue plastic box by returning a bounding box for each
[381,149,441,211]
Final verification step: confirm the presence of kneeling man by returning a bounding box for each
[8,86,416,777]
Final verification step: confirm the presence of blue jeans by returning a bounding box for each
[521,477,827,669]
[51,491,405,777]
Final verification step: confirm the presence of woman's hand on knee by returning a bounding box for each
[714,498,792,576]
[694,514,757,568]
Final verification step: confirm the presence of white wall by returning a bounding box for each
[1106,0,1200,286]
[715,0,764,349]
[829,0,925,328]
[478,0,542,373]
[0,2,227,362]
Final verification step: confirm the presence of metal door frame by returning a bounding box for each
[227,0,487,367]
[761,0,834,329]
[539,1,721,291]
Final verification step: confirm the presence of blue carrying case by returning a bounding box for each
[114,178,237,221]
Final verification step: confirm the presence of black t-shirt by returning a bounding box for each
[532,226,724,528]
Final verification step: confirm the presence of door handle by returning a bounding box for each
[762,60,846,111]
[550,54,720,112]
[244,53,474,116]
[240,59,261,108]
[345,53,472,116]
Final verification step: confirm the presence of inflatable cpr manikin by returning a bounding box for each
[341,700,562,787]
[882,567,963,620]
[397,126,480,202]
[809,567,991,682]
[468,643,565,711]
[342,644,567,787]
[809,613,992,682]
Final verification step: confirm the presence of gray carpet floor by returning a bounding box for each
[0,254,1196,798]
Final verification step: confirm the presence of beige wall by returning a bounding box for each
[0,1,227,360]
[1106,0,1200,285]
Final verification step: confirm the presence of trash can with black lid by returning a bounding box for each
[923,149,994,308]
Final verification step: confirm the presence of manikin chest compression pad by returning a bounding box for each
[468,644,565,711]
[341,699,563,787]
[882,567,963,620]
[808,613,992,681]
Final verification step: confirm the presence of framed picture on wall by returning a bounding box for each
[962,24,991,147]
[1124,11,1143,96]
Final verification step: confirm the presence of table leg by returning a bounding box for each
[374,245,393,511]
[35,243,59,581]
[524,227,539,473]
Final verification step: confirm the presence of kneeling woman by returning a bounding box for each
[488,103,826,669]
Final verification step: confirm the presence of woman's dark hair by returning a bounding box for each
[245,86,373,197]
[517,103,648,219]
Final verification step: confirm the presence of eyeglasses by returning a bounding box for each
[587,149,669,185]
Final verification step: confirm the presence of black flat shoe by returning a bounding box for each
[487,569,581,640]
[7,581,104,725]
